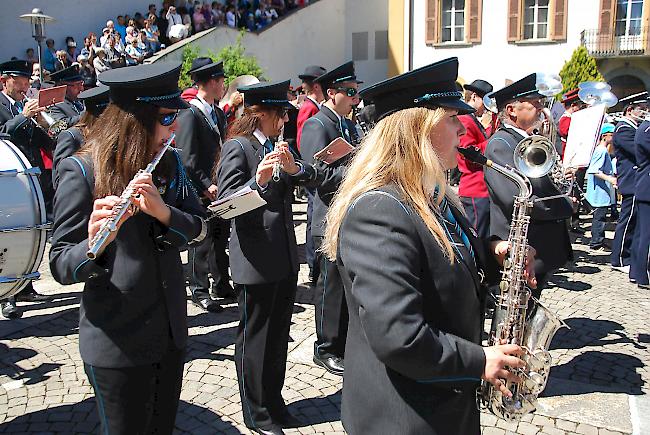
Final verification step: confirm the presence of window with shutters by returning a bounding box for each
[523,0,550,40]
[426,0,482,45]
[615,0,643,36]
[441,0,465,42]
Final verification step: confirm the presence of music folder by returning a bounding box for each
[37,85,67,108]
[208,186,267,219]
[313,137,355,165]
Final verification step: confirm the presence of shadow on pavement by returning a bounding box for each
[0,306,79,340]
[287,390,342,426]
[0,398,240,434]
[543,351,645,396]
[0,342,61,387]
[551,317,646,350]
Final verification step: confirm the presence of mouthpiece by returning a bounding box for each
[457,146,489,166]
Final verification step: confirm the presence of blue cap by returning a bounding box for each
[600,123,615,135]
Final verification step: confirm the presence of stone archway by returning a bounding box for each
[609,74,646,105]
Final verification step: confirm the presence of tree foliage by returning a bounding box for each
[558,46,604,97]
[178,31,264,90]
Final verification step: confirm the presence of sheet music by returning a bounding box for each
[208,186,267,219]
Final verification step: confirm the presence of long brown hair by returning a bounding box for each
[227,104,283,140]
[79,101,161,198]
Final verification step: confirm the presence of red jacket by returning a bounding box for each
[558,112,572,158]
[296,97,320,150]
[456,113,490,198]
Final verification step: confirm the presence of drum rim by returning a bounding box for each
[0,139,48,299]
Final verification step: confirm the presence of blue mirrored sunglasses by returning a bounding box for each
[158,111,179,126]
[336,87,359,97]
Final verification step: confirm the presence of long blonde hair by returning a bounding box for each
[322,107,458,263]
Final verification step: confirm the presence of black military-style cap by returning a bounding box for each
[492,73,544,109]
[78,85,110,110]
[189,57,225,82]
[238,80,294,109]
[315,61,362,89]
[464,79,493,97]
[359,57,474,121]
[0,60,31,77]
[298,65,327,81]
[98,62,189,110]
[50,65,83,83]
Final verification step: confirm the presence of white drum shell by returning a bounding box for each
[0,138,48,299]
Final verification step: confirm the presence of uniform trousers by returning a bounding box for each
[611,194,638,267]
[305,189,319,280]
[460,196,490,238]
[313,236,348,359]
[589,206,609,248]
[630,201,650,286]
[186,216,231,294]
[84,345,185,435]
[235,275,297,429]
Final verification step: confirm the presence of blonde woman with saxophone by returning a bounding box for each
[322,58,536,435]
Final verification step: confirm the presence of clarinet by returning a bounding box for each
[86,133,176,260]
[272,127,285,182]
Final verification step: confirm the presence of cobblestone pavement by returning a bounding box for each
[0,203,648,434]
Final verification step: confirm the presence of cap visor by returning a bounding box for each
[434,99,475,115]
[148,96,190,110]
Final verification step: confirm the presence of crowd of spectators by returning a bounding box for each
[24,0,312,89]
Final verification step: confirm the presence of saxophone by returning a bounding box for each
[457,146,567,421]
[86,133,176,260]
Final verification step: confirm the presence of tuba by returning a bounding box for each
[457,145,567,421]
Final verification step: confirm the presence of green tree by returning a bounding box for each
[558,46,604,97]
[178,31,264,90]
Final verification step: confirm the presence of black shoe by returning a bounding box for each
[639,284,650,290]
[190,293,222,312]
[210,282,237,299]
[273,410,302,428]
[15,289,53,303]
[1,299,22,319]
[250,424,285,435]
[313,354,344,376]
[570,226,585,234]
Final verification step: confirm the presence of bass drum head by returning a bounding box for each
[0,138,48,299]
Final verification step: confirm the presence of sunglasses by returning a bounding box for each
[336,87,359,97]
[158,111,179,126]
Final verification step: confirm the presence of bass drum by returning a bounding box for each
[0,136,48,299]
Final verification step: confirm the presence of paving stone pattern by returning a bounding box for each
[0,205,645,434]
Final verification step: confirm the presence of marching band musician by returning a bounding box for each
[300,61,361,376]
[457,79,493,237]
[175,57,234,312]
[321,57,533,435]
[611,99,645,274]
[631,107,650,289]
[216,80,319,435]
[47,64,86,127]
[52,84,110,189]
[49,63,205,434]
[0,59,55,319]
[296,64,327,286]
[484,74,573,300]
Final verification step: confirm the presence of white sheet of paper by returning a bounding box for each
[563,104,606,168]
[208,186,267,219]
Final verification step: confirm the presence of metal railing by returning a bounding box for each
[581,27,649,57]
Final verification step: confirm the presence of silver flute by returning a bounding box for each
[86,133,176,260]
[272,127,285,182]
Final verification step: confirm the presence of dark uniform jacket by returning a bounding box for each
[216,134,318,284]
[485,127,573,276]
[0,92,54,171]
[614,118,639,196]
[48,97,83,127]
[52,126,84,189]
[337,185,500,435]
[635,120,650,202]
[49,153,204,368]
[299,105,358,237]
[175,102,222,195]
